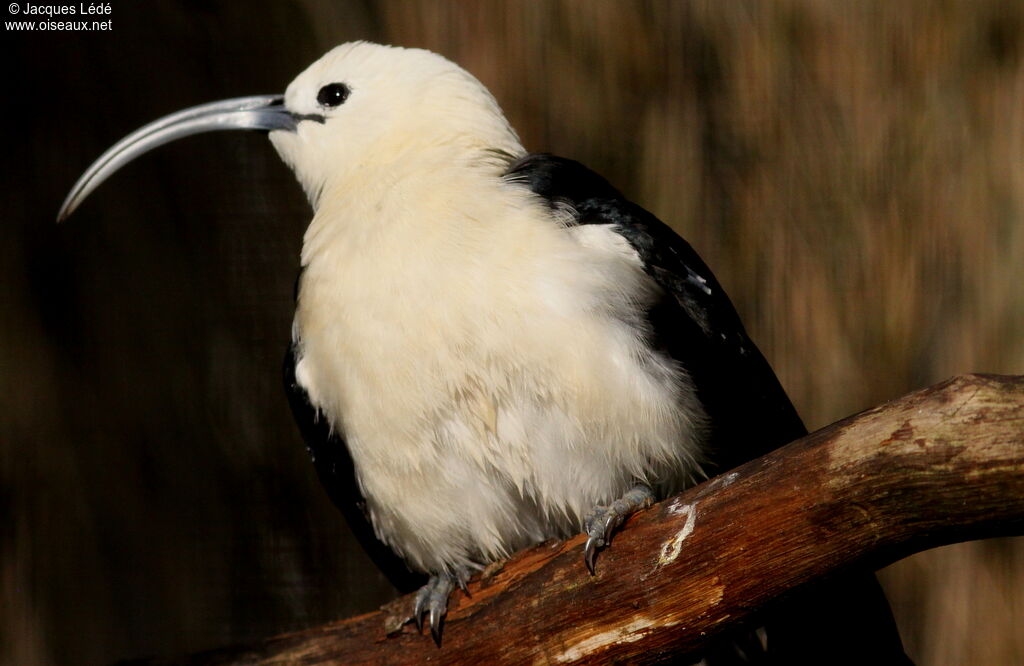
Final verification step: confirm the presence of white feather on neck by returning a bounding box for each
[291,151,705,573]
[270,41,706,573]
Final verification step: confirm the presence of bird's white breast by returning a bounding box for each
[292,156,706,574]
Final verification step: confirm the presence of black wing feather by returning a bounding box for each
[506,153,805,471]
[505,153,909,663]
[281,153,906,660]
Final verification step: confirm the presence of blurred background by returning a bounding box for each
[2,1,1022,664]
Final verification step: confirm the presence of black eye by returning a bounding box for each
[316,83,350,108]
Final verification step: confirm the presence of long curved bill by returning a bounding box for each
[57,95,295,221]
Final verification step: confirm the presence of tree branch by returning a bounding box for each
[144,374,1024,665]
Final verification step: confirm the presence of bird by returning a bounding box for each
[59,41,909,662]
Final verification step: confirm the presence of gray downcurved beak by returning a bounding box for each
[57,95,295,221]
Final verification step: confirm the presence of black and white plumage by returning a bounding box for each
[59,41,908,662]
[280,148,806,582]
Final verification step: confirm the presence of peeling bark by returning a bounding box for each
[140,374,1024,665]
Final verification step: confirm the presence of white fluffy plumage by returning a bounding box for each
[274,43,706,574]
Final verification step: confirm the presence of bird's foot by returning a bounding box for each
[411,568,471,645]
[583,483,655,574]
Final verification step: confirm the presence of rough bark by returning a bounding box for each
[140,374,1024,665]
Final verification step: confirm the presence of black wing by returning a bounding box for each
[506,153,909,663]
[505,153,806,471]
[283,342,427,594]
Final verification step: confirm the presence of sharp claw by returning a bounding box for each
[584,537,599,575]
[409,574,456,644]
[581,484,656,577]
[411,581,431,633]
[602,512,619,543]
[457,575,470,597]
[430,607,444,646]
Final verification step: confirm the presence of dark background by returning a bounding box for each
[3,2,1022,664]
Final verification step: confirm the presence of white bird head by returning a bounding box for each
[58,41,522,219]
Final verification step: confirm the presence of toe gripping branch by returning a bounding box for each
[408,483,653,646]
[412,569,471,646]
[583,484,655,575]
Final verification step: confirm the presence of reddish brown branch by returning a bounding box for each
[149,374,1024,664]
